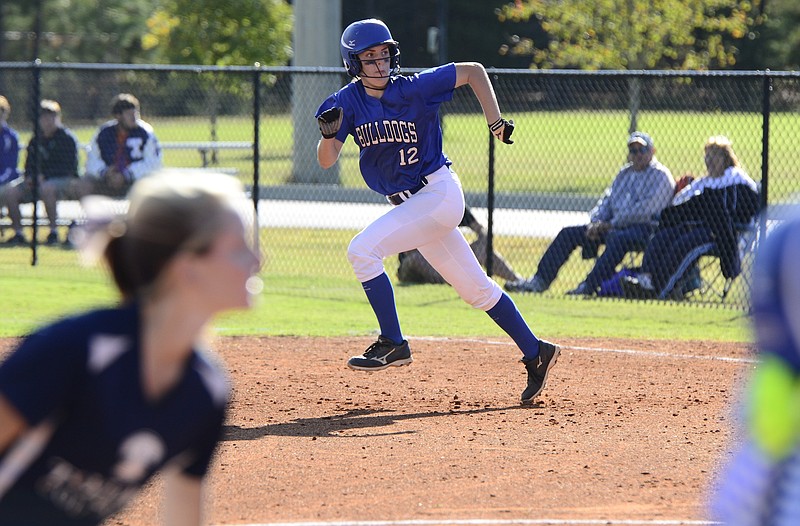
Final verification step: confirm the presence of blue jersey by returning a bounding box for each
[0,303,230,525]
[0,123,20,185]
[316,63,456,196]
[751,214,800,372]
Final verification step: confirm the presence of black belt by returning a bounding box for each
[386,176,428,206]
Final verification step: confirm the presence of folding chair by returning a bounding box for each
[658,221,759,301]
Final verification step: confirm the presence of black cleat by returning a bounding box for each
[566,281,595,296]
[520,340,561,404]
[620,275,656,299]
[3,233,28,247]
[347,336,413,371]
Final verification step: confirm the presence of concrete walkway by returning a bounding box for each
[16,200,588,239]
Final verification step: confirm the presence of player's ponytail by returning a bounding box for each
[96,169,247,301]
[104,228,137,300]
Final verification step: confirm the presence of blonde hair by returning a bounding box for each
[104,170,247,300]
[40,99,61,115]
[705,135,740,169]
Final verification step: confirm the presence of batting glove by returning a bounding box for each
[318,107,343,139]
[489,117,515,144]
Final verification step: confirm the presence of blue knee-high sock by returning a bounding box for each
[361,273,404,344]
[486,293,540,359]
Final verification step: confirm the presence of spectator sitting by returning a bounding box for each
[0,95,22,245]
[397,207,523,284]
[505,131,675,296]
[84,93,162,197]
[621,135,760,299]
[3,99,81,245]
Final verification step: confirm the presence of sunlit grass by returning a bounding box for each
[1,226,752,342]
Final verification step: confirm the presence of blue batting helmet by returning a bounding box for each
[340,19,400,78]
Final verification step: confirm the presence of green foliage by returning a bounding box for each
[1,0,159,63]
[144,0,293,66]
[758,0,800,69]
[497,0,765,69]
[1,0,794,70]
[0,0,292,66]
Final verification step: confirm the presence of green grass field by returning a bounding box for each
[4,108,778,343]
[0,226,754,342]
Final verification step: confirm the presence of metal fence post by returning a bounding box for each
[29,58,42,266]
[759,71,771,242]
[486,128,495,278]
[252,67,261,255]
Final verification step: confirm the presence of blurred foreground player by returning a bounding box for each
[709,213,800,526]
[0,170,261,525]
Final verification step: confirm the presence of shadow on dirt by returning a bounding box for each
[223,404,538,440]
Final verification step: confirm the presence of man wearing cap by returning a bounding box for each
[84,93,162,197]
[506,131,675,296]
[2,99,81,245]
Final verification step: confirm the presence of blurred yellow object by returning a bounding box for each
[750,355,800,459]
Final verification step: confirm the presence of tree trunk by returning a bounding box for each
[628,76,641,134]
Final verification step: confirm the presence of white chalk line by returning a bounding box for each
[409,335,757,365]
[209,333,756,364]
[219,519,720,526]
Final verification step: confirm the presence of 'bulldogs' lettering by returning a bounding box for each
[355,120,417,148]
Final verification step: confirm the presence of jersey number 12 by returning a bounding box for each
[398,147,419,166]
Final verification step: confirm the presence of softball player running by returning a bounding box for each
[0,171,261,525]
[315,18,560,404]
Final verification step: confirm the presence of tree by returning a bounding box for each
[497,0,765,70]
[0,0,292,66]
[143,0,292,66]
[141,0,293,160]
[340,0,539,68]
[0,0,158,63]
[743,0,800,69]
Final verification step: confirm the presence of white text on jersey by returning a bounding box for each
[355,120,417,148]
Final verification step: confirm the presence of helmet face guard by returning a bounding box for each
[340,19,401,78]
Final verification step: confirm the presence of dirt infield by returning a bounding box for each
[1,336,754,525]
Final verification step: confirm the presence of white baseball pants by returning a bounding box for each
[347,165,504,311]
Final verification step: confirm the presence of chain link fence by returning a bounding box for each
[1,63,798,310]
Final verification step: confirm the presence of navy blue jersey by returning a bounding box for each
[0,123,20,185]
[24,126,80,180]
[316,63,456,196]
[0,303,229,525]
